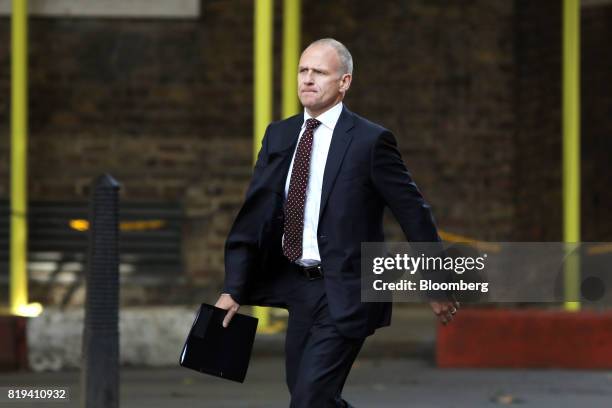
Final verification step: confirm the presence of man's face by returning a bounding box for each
[298,44,351,117]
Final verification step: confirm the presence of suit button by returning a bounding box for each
[318,235,328,242]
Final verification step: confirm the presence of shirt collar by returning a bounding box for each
[303,102,343,131]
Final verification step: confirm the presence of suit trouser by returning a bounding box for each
[283,265,366,408]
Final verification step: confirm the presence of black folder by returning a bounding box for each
[179,303,258,383]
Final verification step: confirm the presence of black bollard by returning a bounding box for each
[81,174,120,408]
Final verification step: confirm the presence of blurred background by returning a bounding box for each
[0,0,611,405]
[1,0,610,308]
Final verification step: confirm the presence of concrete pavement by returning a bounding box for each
[2,357,612,407]
[24,305,437,371]
[6,305,612,407]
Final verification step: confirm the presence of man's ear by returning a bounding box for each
[339,73,352,93]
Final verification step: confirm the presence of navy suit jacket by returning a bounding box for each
[223,105,441,339]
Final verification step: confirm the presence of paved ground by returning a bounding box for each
[2,357,612,408]
[252,306,437,359]
[3,306,612,407]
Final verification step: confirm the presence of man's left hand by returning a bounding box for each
[429,297,460,325]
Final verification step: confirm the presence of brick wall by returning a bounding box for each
[1,2,257,305]
[581,5,612,241]
[0,0,610,306]
[515,0,612,241]
[302,0,516,240]
[514,0,563,241]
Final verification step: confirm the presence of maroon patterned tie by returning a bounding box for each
[282,118,322,262]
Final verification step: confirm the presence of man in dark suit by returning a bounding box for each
[215,38,458,407]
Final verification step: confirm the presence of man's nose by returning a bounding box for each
[303,71,314,84]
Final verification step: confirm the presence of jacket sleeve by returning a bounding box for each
[370,130,450,299]
[222,125,271,304]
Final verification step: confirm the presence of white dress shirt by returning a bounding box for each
[283,102,343,266]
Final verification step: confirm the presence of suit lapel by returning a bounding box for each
[261,115,303,196]
[318,106,355,223]
[278,114,303,153]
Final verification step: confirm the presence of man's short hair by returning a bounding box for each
[308,38,353,75]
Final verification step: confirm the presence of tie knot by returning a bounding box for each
[305,118,321,131]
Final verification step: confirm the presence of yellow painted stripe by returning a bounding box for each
[438,230,502,253]
[587,243,612,255]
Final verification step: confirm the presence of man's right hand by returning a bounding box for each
[214,294,240,328]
